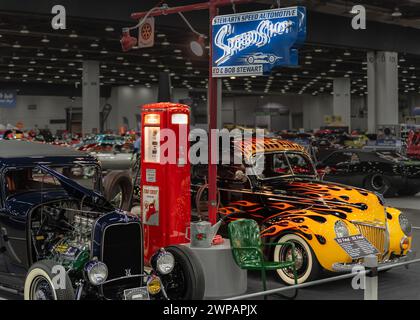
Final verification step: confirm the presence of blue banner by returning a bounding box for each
[212,6,307,78]
[0,90,16,108]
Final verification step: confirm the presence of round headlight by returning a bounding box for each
[156,252,175,275]
[85,260,108,286]
[399,214,412,236]
[334,220,349,238]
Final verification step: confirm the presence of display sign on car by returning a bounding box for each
[335,234,379,259]
[211,6,307,78]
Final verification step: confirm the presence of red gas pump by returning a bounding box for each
[140,102,191,261]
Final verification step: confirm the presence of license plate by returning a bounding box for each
[124,286,150,300]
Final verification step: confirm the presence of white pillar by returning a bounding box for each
[333,78,351,131]
[82,60,100,135]
[376,52,399,126]
[367,52,399,133]
[367,52,376,133]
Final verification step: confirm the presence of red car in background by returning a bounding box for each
[406,130,420,160]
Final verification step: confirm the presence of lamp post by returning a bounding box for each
[130,0,252,225]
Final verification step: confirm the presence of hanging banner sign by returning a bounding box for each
[0,90,17,108]
[212,6,307,78]
[138,17,155,48]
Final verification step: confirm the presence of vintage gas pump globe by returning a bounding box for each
[140,102,191,261]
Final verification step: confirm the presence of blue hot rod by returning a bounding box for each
[0,140,204,300]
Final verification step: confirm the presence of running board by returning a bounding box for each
[0,284,21,295]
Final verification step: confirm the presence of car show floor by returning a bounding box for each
[1,195,419,301]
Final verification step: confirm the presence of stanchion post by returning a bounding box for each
[363,255,378,300]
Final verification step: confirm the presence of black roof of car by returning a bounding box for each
[0,140,88,159]
[326,148,397,162]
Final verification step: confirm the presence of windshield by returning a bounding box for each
[377,151,408,162]
[252,152,316,179]
[5,164,100,196]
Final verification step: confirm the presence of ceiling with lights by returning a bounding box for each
[0,1,419,98]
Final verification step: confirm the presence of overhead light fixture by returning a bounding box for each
[190,35,206,57]
[69,31,78,38]
[391,8,402,17]
[344,51,351,56]
[100,48,108,54]
[20,26,29,34]
[90,41,99,48]
[161,40,170,46]
[75,53,83,58]
[105,26,115,32]
[41,36,50,43]
[12,42,21,48]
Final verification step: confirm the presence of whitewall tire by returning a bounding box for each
[24,260,75,300]
[273,234,321,285]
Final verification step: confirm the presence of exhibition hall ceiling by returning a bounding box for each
[0,1,419,97]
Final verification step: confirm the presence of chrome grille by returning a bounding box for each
[352,222,386,254]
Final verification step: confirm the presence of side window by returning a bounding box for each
[5,168,60,196]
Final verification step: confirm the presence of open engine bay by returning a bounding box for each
[30,200,103,272]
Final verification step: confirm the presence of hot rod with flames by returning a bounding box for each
[0,140,204,300]
[192,138,413,285]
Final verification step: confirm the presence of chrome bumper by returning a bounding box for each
[332,250,416,272]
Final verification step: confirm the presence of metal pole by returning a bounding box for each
[226,258,420,300]
[225,271,365,300]
[131,0,252,20]
[363,255,378,300]
[208,0,218,225]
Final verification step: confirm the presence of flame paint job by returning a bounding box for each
[193,138,412,272]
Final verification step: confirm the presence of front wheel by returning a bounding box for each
[273,234,322,285]
[24,260,75,300]
[162,245,205,300]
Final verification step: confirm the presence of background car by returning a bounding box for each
[317,149,420,196]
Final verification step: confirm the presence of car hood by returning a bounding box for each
[259,178,387,224]
[37,165,112,208]
[5,189,77,215]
